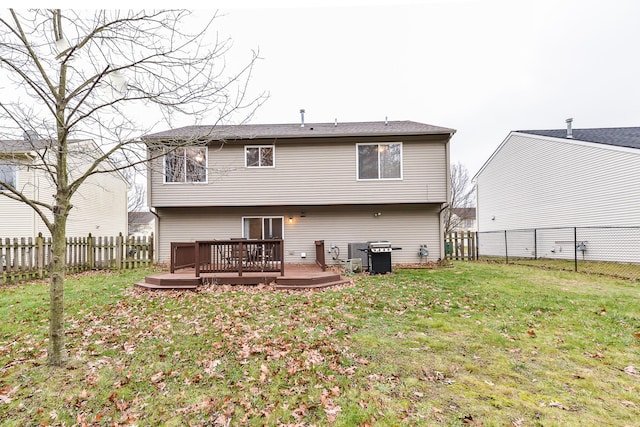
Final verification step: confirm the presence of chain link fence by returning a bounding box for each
[477,226,640,280]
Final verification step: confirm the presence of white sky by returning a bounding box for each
[214,0,640,174]
[22,1,640,174]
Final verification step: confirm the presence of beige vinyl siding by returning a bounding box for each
[476,133,640,231]
[155,204,441,265]
[1,142,128,239]
[0,163,39,237]
[63,171,128,237]
[150,138,447,207]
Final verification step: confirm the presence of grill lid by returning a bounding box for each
[367,241,392,248]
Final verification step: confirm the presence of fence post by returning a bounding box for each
[87,233,94,270]
[504,230,509,264]
[36,233,44,278]
[470,231,476,260]
[116,233,123,270]
[574,227,578,272]
[533,229,537,260]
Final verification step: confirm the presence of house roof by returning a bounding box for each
[0,139,54,153]
[518,127,640,150]
[143,120,456,141]
[0,139,91,153]
[452,207,476,219]
[128,211,155,224]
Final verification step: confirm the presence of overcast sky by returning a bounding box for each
[189,0,640,175]
[22,0,640,174]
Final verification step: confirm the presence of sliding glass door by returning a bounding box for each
[242,217,284,240]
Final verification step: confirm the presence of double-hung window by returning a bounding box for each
[245,145,274,168]
[164,147,207,183]
[0,162,17,191]
[357,142,402,180]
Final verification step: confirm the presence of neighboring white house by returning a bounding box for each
[450,208,476,232]
[474,121,640,262]
[0,139,129,238]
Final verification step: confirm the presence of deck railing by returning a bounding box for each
[171,239,285,277]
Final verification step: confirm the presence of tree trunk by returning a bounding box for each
[47,194,70,366]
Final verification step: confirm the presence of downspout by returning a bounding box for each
[150,207,160,263]
[440,133,452,260]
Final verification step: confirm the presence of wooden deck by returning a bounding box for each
[136,263,350,290]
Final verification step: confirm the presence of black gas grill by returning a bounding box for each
[361,241,402,274]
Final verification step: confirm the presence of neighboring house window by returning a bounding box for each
[357,142,402,180]
[245,145,274,168]
[164,147,207,183]
[0,162,17,190]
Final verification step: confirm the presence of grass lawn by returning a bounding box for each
[0,263,639,426]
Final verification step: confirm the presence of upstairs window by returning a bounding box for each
[0,162,17,191]
[164,147,207,183]
[357,142,402,180]
[245,145,274,168]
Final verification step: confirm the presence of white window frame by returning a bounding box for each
[245,145,275,168]
[241,216,285,240]
[163,146,208,184]
[356,142,403,181]
[0,162,18,191]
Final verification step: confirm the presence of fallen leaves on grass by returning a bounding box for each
[0,384,19,403]
[546,401,572,411]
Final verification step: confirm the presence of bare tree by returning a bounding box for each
[443,162,476,234]
[0,9,265,366]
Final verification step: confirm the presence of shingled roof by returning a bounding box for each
[144,120,456,141]
[0,139,55,153]
[518,127,640,150]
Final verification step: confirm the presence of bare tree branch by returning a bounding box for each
[443,162,476,234]
[0,8,266,367]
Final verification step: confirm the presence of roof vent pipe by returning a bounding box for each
[300,109,305,128]
[385,116,388,126]
[334,118,338,127]
[566,118,573,139]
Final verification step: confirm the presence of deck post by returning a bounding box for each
[238,240,243,277]
[195,241,200,278]
[280,239,285,276]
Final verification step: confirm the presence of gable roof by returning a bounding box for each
[144,120,456,141]
[518,127,640,150]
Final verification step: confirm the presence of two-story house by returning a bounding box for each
[0,138,128,238]
[144,120,455,267]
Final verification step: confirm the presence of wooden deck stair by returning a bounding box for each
[135,264,349,290]
[274,273,350,290]
[135,273,200,290]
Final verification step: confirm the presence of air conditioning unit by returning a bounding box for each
[344,258,362,273]
[348,242,369,271]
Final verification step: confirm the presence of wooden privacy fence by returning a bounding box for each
[0,233,153,284]
[444,231,477,260]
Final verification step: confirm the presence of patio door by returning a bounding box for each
[242,216,284,240]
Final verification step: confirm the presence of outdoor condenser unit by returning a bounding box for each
[348,242,369,271]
